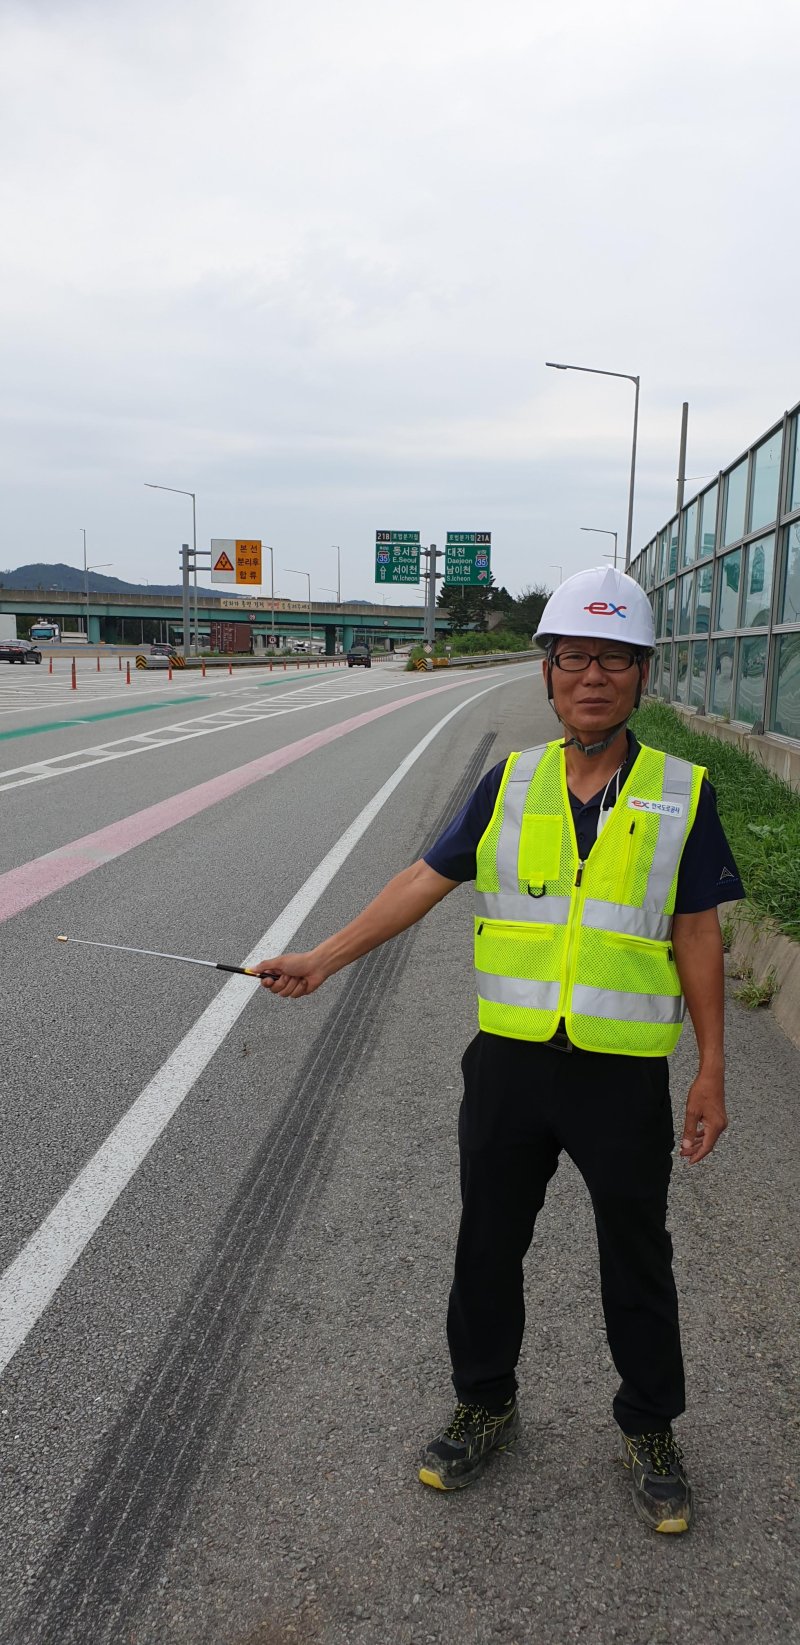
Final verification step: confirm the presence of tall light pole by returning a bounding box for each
[320,587,339,653]
[285,567,312,649]
[263,545,275,644]
[549,564,563,586]
[144,482,198,653]
[546,361,640,569]
[331,545,341,603]
[81,530,112,638]
[580,526,619,569]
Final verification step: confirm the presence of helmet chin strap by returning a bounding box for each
[560,719,630,757]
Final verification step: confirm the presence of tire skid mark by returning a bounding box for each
[9,733,496,1645]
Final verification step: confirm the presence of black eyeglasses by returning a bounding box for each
[551,649,639,674]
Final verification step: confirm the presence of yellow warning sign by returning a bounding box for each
[211,537,261,584]
[235,540,262,586]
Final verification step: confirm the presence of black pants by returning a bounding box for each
[447,1031,685,1434]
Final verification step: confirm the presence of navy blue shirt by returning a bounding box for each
[424,734,745,914]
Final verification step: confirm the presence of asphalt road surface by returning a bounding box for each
[1,659,797,1645]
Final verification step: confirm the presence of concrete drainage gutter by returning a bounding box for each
[725,904,800,1051]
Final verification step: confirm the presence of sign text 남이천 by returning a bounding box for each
[444,532,492,586]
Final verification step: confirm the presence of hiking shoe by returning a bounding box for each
[620,1429,693,1533]
[418,1399,519,1490]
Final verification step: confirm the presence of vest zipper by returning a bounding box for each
[621,821,636,901]
[558,858,587,1021]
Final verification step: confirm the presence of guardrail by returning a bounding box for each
[413,649,540,671]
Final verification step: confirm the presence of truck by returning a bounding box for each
[209,621,253,655]
[0,615,18,643]
[30,620,61,642]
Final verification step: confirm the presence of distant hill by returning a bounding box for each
[0,563,382,604]
[0,562,219,597]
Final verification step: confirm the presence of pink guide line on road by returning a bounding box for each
[0,676,482,924]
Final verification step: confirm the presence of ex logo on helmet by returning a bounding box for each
[584,601,627,617]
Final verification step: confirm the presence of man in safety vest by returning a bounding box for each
[254,565,744,1535]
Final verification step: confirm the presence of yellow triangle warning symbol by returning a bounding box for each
[214,551,234,571]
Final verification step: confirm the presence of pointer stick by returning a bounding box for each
[56,935,278,979]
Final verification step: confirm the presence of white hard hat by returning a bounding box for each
[535,566,654,650]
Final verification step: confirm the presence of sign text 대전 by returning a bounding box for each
[445,532,492,586]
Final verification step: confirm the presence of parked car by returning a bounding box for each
[347,642,371,668]
[0,639,42,665]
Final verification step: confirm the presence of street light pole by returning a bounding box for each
[546,361,640,570]
[332,545,341,603]
[580,526,619,569]
[285,568,312,648]
[144,482,198,653]
[81,529,112,638]
[82,528,88,635]
[263,546,275,643]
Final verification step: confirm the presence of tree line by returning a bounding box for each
[437,577,551,639]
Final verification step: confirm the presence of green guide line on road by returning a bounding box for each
[0,694,214,741]
[0,669,343,742]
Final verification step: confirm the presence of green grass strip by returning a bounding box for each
[632,701,800,941]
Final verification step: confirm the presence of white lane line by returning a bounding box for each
[0,669,411,727]
[0,674,512,1376]
[0,672,506,792]
[0,666,360,721]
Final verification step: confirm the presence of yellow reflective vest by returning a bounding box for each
[475,740,706,1056]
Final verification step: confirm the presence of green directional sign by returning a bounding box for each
[375,530,421,584]
[445,532,492,586]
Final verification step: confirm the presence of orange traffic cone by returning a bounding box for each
[126,660,131,685]
[71,659,77,691]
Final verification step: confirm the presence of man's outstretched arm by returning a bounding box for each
[252,859,460,998]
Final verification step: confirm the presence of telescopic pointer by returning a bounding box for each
[56,935,278,979]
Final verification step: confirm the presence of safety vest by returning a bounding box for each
[475,740,706,1057]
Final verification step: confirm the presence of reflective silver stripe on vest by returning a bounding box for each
[477,974,562,1010]
[475,891,571,925]
[581,901,672,942]
[493,746,550,892]
[571,985,685,1024]
[643,755,696,908]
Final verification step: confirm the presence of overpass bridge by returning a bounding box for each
[0,589,450,653]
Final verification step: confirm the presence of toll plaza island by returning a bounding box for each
[0,588,447,653]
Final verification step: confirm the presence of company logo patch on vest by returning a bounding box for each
[627,796,684,817]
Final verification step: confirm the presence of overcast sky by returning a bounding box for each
[2,0,799,603]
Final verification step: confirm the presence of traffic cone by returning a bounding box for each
[168,663,172,681]
[71,659,77,691]
[48,656,53,674]
[126,660,131,685]
[96,654,100,672]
